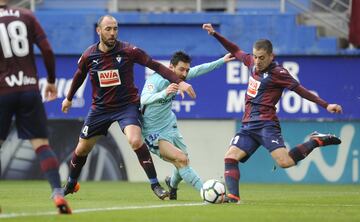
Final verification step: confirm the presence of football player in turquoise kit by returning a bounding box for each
[203,23,343,203]
[141,51,234,200]
[0,0,71,214]
[61,15,196,200]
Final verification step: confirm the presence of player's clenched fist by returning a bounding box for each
[202,23,215,35]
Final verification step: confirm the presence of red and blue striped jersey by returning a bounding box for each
[0,5,55,95]
[213,32,328,123]
[67,40,181,111]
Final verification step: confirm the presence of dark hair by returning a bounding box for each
[97,15,117,28]
[253,39,273,54]
[170,51,191,66]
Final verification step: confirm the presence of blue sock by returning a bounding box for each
[150,178,159,184]
[178,166,202,191]
[170,168,182,189]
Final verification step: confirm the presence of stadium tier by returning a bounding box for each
[29,0,358,55]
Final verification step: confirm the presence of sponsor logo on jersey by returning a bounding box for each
[5,71,37,87]
[97,69,121,87]
[246,76,261,98]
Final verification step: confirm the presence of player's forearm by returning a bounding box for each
[187,58,224,80]
[146,60,182,84]
[38,39,56,83]
[293,85,328,108]
[213,32,241,55]
[141,90,168,105]
[212,32,252,65]
[66,69,87,101]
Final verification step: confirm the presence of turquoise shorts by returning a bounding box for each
[143,125,187,159]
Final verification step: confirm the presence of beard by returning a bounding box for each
[101,36,116,48]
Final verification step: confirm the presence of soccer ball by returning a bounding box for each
[200,179,226,204]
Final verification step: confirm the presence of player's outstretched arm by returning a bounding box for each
[327,104,343,114]
[202,23,252,66]
[187,53,234,80]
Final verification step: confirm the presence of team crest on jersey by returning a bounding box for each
[97,69,121,87]
[146,84,155,92]
[116,55,122,63]
[247,76,261,98]
[263,72,268,79]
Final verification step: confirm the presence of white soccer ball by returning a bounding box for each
[200,179,226,204]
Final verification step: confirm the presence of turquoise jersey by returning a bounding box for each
[141,57,225,135]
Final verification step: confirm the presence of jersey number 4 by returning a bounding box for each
[0,21,29,58]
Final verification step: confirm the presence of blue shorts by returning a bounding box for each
[143,124,187,159]
[0,91,48,140]
[230,121,285,163]
[80,104,141,139]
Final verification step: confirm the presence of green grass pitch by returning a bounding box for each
[0,181,359,222]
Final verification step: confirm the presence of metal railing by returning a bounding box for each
[108,0,236,13]
[9,0,43,11]
[280,0,351,38]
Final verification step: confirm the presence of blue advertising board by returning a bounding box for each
[36,55,360,119]
[237,121,360,183]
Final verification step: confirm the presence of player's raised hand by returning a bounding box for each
[327,104,343,114]
[166,83,179,96]
[202,23,215,35]
[44,83,57,102]
[61,98,72,113]
[178,81,196,99]
[223,53,235,63]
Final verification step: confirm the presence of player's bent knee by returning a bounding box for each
[128,138,143,149]
[173,153,188,168]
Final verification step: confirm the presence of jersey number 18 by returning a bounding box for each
[0,21,29,58]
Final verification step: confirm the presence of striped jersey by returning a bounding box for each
[66,40,181,111]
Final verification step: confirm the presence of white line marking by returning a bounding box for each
[0,203,205,218]
[1,202,359,218]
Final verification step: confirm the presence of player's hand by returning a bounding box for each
[178,81,196,99]
[202,23,215,35]
[61,98,72,113]
[223,53,235,63]
[44,83,57,102]
[327,104,342,114]
[166,83,179,96]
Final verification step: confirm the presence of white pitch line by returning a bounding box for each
[0,202,205,219]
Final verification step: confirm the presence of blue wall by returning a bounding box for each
[35,11,340,56]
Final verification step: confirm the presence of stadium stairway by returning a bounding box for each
[33,2,341,56]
